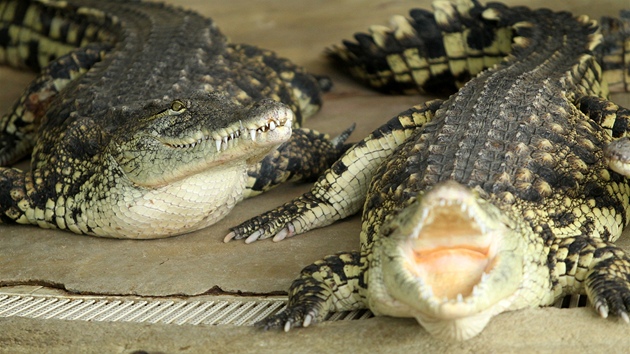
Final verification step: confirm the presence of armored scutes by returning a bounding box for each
[228,1,630,340]
[0,0,350,238]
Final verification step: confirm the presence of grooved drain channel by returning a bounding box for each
[0,293,374,326]
[0,292,586,326]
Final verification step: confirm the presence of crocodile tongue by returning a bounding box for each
[411,200,495,301]
[378,181,525,341]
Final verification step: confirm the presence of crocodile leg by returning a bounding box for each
[257,251,367,331]
[227,43,327,124]
[243,126,355,197]
[0,167,28,223]
[226,99,444,243]
[0,44,110,165]
[548,236,630,322]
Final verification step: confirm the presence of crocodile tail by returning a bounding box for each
[326,0,514,94]
[484,6,606,100]
[598,10,630,93]
[0,0,118,71]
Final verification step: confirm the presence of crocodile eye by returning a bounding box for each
[169,100,186,114]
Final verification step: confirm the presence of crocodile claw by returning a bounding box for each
[226,124,356,244]
[272,225,296,242]
[256,305,320,331]
[225,220,298,244]
[225,189,331,243]
[585,256,630,324]
[591,294,630,323]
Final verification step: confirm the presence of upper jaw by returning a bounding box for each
[116,99,294,187]
[379,181,525,340]
[159,101,294,154]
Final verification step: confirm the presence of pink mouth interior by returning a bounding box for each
[409,205,496,299]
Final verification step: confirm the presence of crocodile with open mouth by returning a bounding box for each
[227,0,630,340]
[0,0,350,238]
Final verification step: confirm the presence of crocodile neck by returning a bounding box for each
[81,160,249,238]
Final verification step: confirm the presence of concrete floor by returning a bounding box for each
[1,0,630,353]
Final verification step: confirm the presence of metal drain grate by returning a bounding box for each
[0,292,587,325]
[0,294,373,326]
[554,294,589,309]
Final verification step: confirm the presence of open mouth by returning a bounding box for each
[409,200,497,301]
[380,182,524,340]
[163,115,292,152]
[399,183,503,307]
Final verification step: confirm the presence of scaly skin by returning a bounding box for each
[326,0,630,95]
[0,0,350,238]
[229,1,630,341]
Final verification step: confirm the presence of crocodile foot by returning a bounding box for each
[586,254,630,323]
[256,302,320,332]
[224,191,327,243]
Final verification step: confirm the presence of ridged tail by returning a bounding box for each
[327,0,629,95]
[326,0,513,94]
[599,10,630,93]
[0,0,117,71]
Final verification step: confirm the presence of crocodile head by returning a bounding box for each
[108,92,293,187]
[89,93,293,238]
[372,181,528,341]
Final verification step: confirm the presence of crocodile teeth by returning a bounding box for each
[168,117,285,151]
[421,208,429,220]
[420,284,434,300]
[472,284,482,297]
[480,272,490,283]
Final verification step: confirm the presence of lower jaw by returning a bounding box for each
[413,306,496,341]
